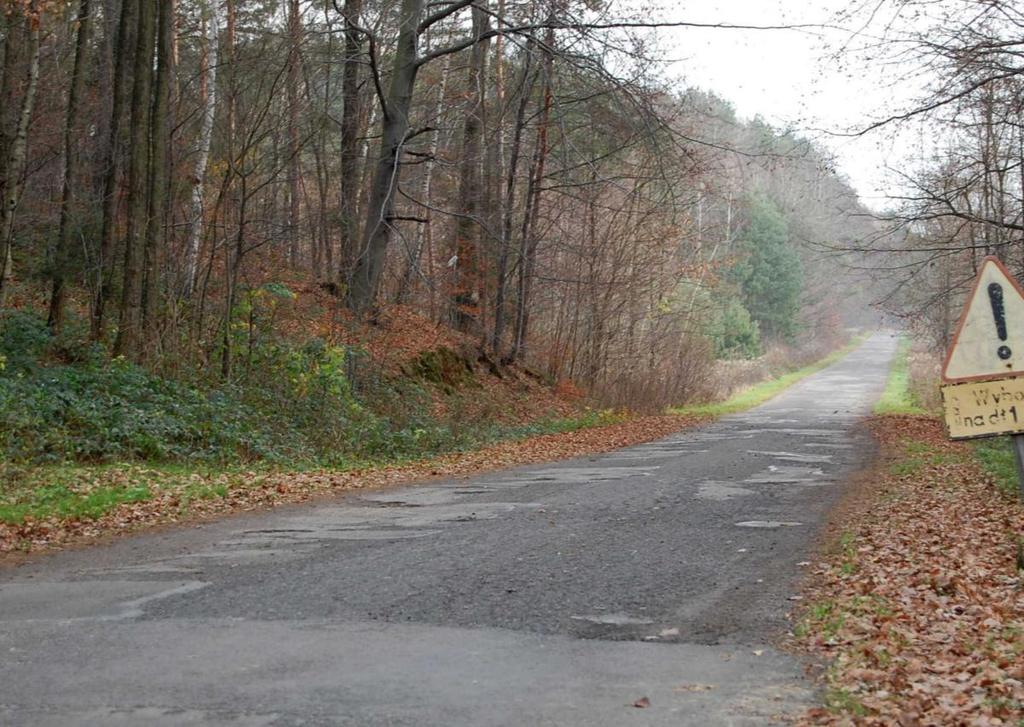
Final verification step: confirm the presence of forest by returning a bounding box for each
[0,0,880,468]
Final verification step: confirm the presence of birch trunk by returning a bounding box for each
[396,51,450,304]
[0,6,40,306]
[183,0,218,298]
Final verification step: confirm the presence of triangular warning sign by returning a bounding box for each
[943,256,1024,382]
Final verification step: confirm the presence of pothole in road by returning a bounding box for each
[696,482,756,501]
[734,520,803,529]
[744,465,830,485]
[747,450,834,464]
[571,613,654,625]
[242,528,316,534]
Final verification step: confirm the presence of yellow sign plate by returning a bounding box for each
[941,376,1024,439]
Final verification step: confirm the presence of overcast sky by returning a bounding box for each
[644,0,930,209]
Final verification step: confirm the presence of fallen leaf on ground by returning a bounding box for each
[793,415,1024,726]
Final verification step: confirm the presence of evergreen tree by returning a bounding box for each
[709,296,761,359]
[731,195,803,340]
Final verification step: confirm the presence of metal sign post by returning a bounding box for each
[1013,435,1024,500]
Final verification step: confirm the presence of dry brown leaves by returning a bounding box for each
[796,415,1024,726]
[0,413,706,559]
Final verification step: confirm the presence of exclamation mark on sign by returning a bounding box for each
[988,282,1012,361]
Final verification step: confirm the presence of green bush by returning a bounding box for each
[707,296,761,359]
[0,312,504,467]
[0,351,278,464]
[0,310,53,374]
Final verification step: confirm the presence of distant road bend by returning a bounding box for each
[0,334,897,726]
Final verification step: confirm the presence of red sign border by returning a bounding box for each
[941,255,1024,383]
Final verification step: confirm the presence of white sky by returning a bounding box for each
[647,0,930,209]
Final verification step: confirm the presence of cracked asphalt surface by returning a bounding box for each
[0,334,898,726]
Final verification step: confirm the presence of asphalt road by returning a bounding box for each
[0,333,898,726]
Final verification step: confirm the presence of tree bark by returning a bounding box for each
[0,8,25,192]
[449,4,490,333]
[511,28,554,362]
[346,0,424,313]
[182,0,218,298]
[47,0,94,331]
[113,0,157,356]
[396,50,450,304]
[491,39,536,353]
[0,4,40,307]
[93,0,139,339]
[141,0,173,333]
[337,0,364,284]
[286,0,302,268]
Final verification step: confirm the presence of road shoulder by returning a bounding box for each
[790,414,1024,724]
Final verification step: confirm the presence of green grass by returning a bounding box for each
[0,410,627,527]
[824,686,869,717]
[0,462,256,525]
[972,437,1021,497]
[671,335,868,417]
[501,409,625,439]
[874,336,927,415]
[0,482,151,524]
[886,439,965,477]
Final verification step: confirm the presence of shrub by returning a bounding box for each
[0,312,487,467]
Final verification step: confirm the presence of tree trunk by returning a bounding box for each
[396,50,450,304]
[346,0,424,313]
[182,0,218,298]
[47,0,94,330]
[449,4,490,333]
[93,0,139,339]
[511,29,554,362]
[485,0,506,347]
[221,175,248,380]
[0,8,26,201]
[338,0,363,284]
[0,4,40,307]
[491,41,536,353]
[286,0,302,268]
[112,0,157,356]
[141,0,173,334]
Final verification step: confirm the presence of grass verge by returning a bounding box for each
[874,336,927,415]
[973,437,1024,497]
[0,410,624,529]
[671,334,868,417]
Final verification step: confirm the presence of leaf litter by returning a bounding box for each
[793,415,1024,725]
